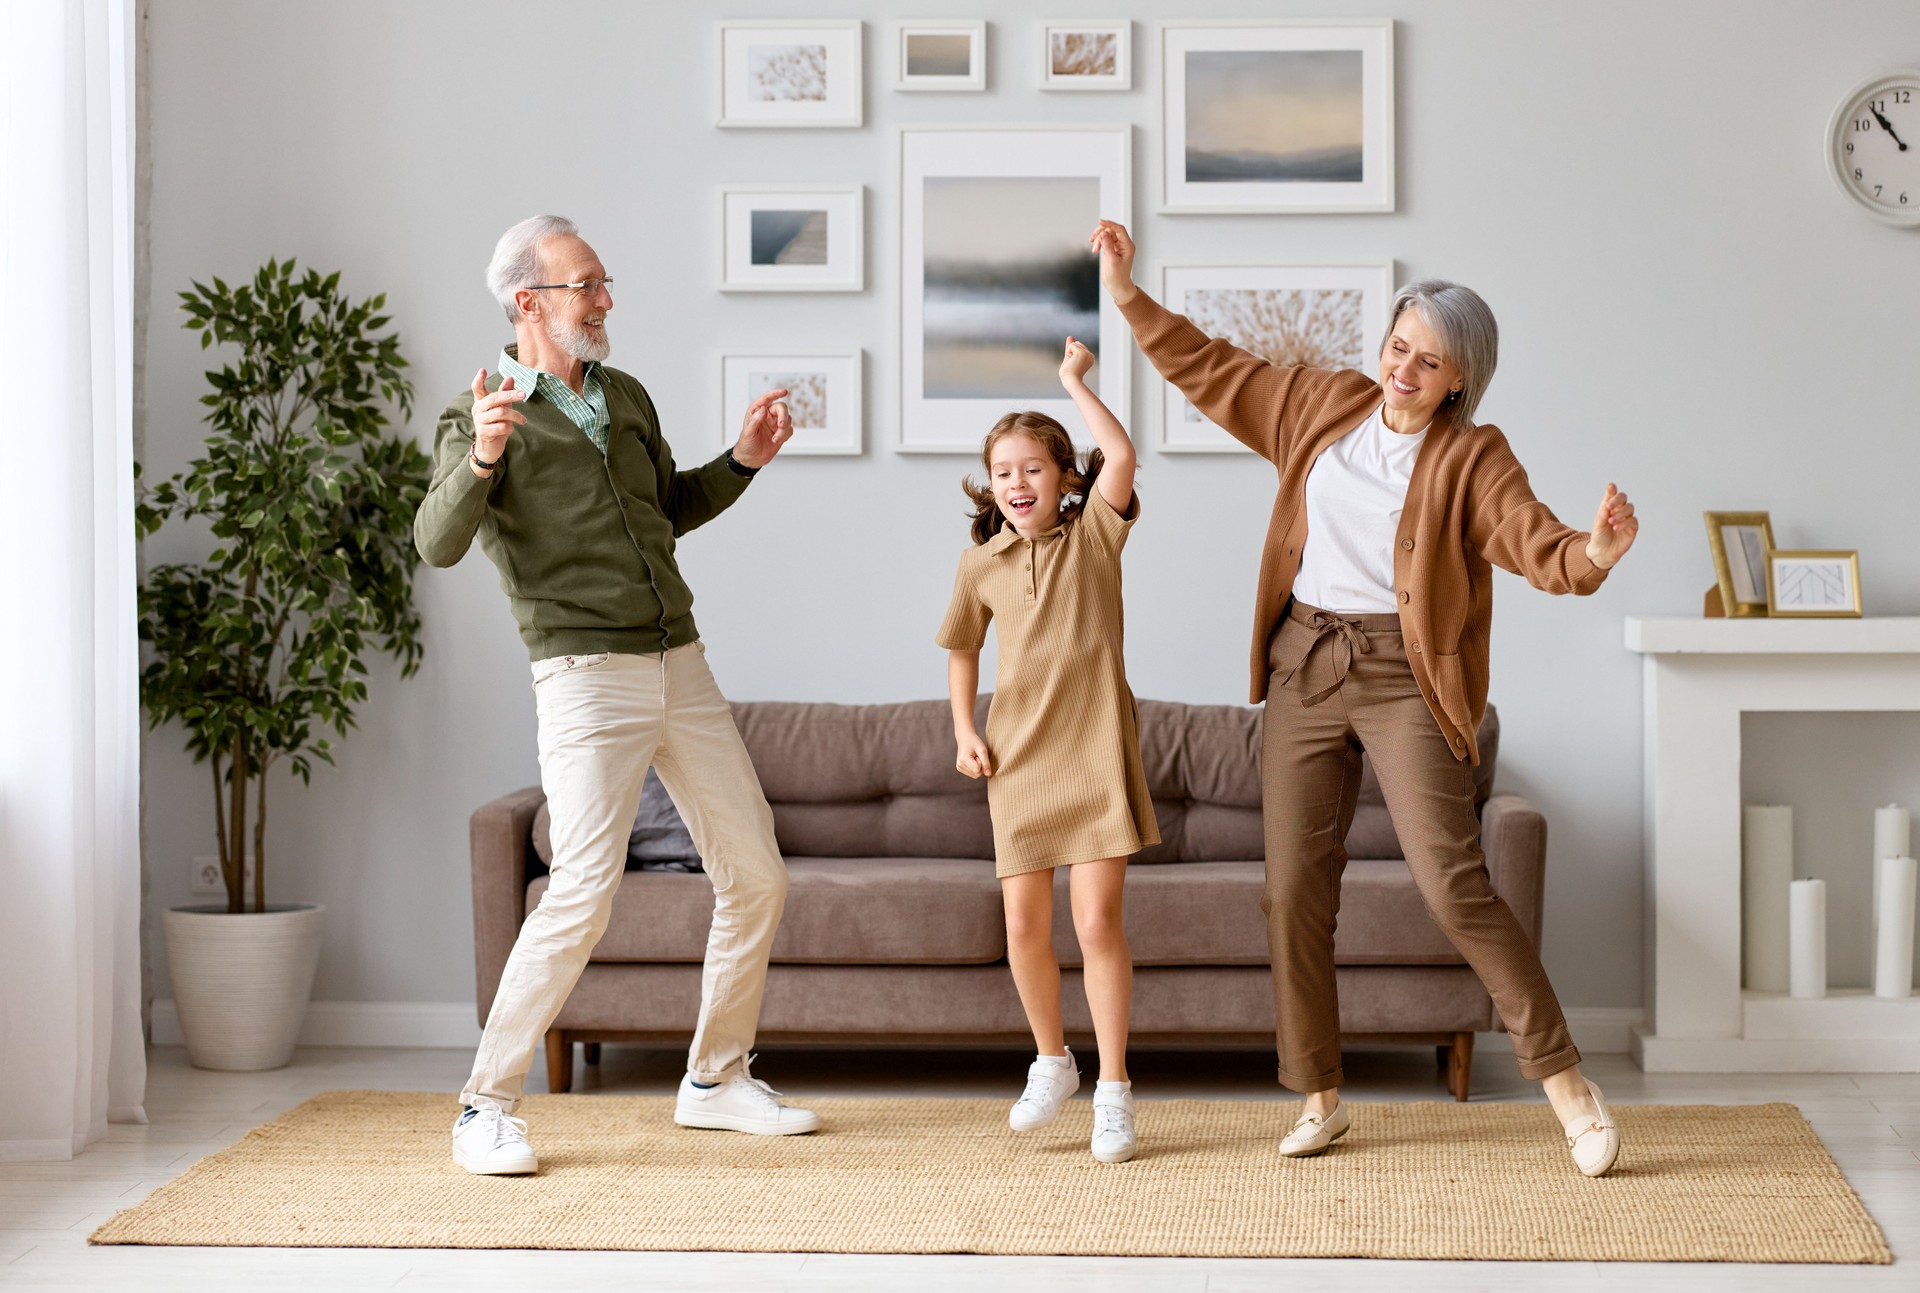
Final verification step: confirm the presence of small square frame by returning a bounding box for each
[1766,549,1863,618]
[1157,261,1393,453]
[1703,511,1776,617]
[719,351,864,457]
[717,20,863,128]
[1040,20,1131,91]
[894,20,986,91]
[719,186,864,293]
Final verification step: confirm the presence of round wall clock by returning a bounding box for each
[1829,71,1920,225]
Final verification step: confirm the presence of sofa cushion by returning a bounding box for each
[1048,859,1467,967]
[527,857,1007,965]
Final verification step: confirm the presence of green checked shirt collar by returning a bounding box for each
[499,344,612,454]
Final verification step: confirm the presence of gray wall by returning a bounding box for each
[140,1,1920,1013]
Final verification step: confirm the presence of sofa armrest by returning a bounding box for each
[470,785,548,1025]
[1481,793,1548,950]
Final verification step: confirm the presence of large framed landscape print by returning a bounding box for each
[1160,20,1394,214]
[899,125,1131,453]
[1158,262,1392,452]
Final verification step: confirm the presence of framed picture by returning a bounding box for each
[1703,511,1776,617]
[899,125,1131,454]
[894,20,986,91]
[1040,20,1131,91]
[1767,550,1863,618]
[717,21,863,128]
[719,186,864,292]
[1158,262,1392,453]
[719,351,864,456]
[1159,20,1394,214]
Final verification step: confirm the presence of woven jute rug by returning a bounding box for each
[89,1091,1889,1262]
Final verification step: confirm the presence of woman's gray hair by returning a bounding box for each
[1382,279,1498,429]
[486,214,578,322]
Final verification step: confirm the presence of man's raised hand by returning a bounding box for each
[471,369,527,464]
[733,387,794,469]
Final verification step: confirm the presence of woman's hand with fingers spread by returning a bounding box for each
[1587,483,1639,569]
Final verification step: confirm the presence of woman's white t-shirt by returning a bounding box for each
[1291,404,1428,615]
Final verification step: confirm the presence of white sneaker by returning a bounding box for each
[1009,1049,1080,1132]
[451,1105,537,1175]
[1090,1082,1137,1163]
[673,1056,821,1135]
[1279,1101,1351,1157]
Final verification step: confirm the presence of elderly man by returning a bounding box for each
[416,214,816,1175]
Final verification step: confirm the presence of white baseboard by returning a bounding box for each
[149,1000,1645,1056]
[1479,1007,1644,1056]
[150,1000,482,1049]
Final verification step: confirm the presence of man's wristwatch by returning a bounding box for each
[470,444,501,473]
[725,449,760,478]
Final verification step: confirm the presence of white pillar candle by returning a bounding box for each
[1742,805,1793,993]
[1876,805,1912,860]
[1874,856,1918,1000]
[1789,878,1828,1000]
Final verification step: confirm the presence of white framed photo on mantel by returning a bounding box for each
[894,20,986,91]
[1159,20,1394,214]
[720,351,864,456]
[898,124,1131,454]
[720,186,864,292]
[1158,261,1392,453]
[717,21,863,128]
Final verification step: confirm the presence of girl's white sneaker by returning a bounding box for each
[1091,1083,1137,1163]
[1009,1049,1079,1131]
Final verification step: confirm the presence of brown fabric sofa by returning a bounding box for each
[469,699,1546,1100]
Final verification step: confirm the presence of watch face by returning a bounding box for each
[1832,73,1920,223]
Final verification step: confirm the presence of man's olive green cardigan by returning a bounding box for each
[414,366,750,660]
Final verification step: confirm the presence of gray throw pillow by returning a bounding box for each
[627,768,702,871]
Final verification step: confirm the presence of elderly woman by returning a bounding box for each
[1090,222,1637,1177]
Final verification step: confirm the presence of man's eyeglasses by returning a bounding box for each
[525,277,614,296]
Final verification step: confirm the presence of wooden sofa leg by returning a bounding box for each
[546,1030,574,1095]
[583,1042,601,1066]
[1449,1031,1474,1101]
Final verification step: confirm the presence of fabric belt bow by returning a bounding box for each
[1276,611,1374,706]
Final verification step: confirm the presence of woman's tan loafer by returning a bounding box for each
[1279,1101,1351,1157]
[1564,1079,1621,1177]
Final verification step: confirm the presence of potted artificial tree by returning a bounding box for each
[138,260,430,1070]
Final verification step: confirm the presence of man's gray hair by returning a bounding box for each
[486,214,578,322]
[1383,279,1498,430]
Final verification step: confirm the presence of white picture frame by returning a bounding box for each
[1158,262,1393,453]
[717,20,863,128]
[1039,20,1131,91]
[720,351,864,457]
[719,186,864,293]
[894,20,986,92]
[899,125,1131,454]
[1159,20,1394,214]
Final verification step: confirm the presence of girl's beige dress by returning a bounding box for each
[936,487,1160,877]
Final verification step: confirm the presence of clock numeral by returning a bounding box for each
[1856,167,1865,180]
[1872,98,1886,112]
[1898,90,1913,104]
[1876,184,1884,196]
[1904,193,1911,206]
[1856,118,1874,131]
[1846,142,1856,154]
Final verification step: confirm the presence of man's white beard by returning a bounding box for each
[545,315,610,363]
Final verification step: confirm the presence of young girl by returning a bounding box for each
[935,338,1158,1165]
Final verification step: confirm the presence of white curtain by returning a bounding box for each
[0,0,148,1160]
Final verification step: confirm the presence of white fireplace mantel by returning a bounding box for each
[1626,616,1920,1071]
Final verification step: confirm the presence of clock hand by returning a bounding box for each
[1870,105,1910,151]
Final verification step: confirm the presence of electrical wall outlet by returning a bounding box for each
[190,854,251,900]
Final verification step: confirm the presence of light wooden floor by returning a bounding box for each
[2,1043,1914,1291]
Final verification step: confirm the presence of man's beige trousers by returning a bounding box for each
[461,643,788,1112]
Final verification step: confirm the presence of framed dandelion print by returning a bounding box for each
[1040,20,1131,91]
[1158,262,1392,452]
[720,351,864,456]
[717,21,863,128]
[1159,20,1393,213]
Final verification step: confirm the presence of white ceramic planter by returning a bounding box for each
[162,903,325,1071]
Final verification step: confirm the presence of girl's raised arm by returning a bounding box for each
[1059,337,1136,515]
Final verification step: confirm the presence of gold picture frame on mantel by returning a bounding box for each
[1703,511,1775,617]
[1767,549,1864,618]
